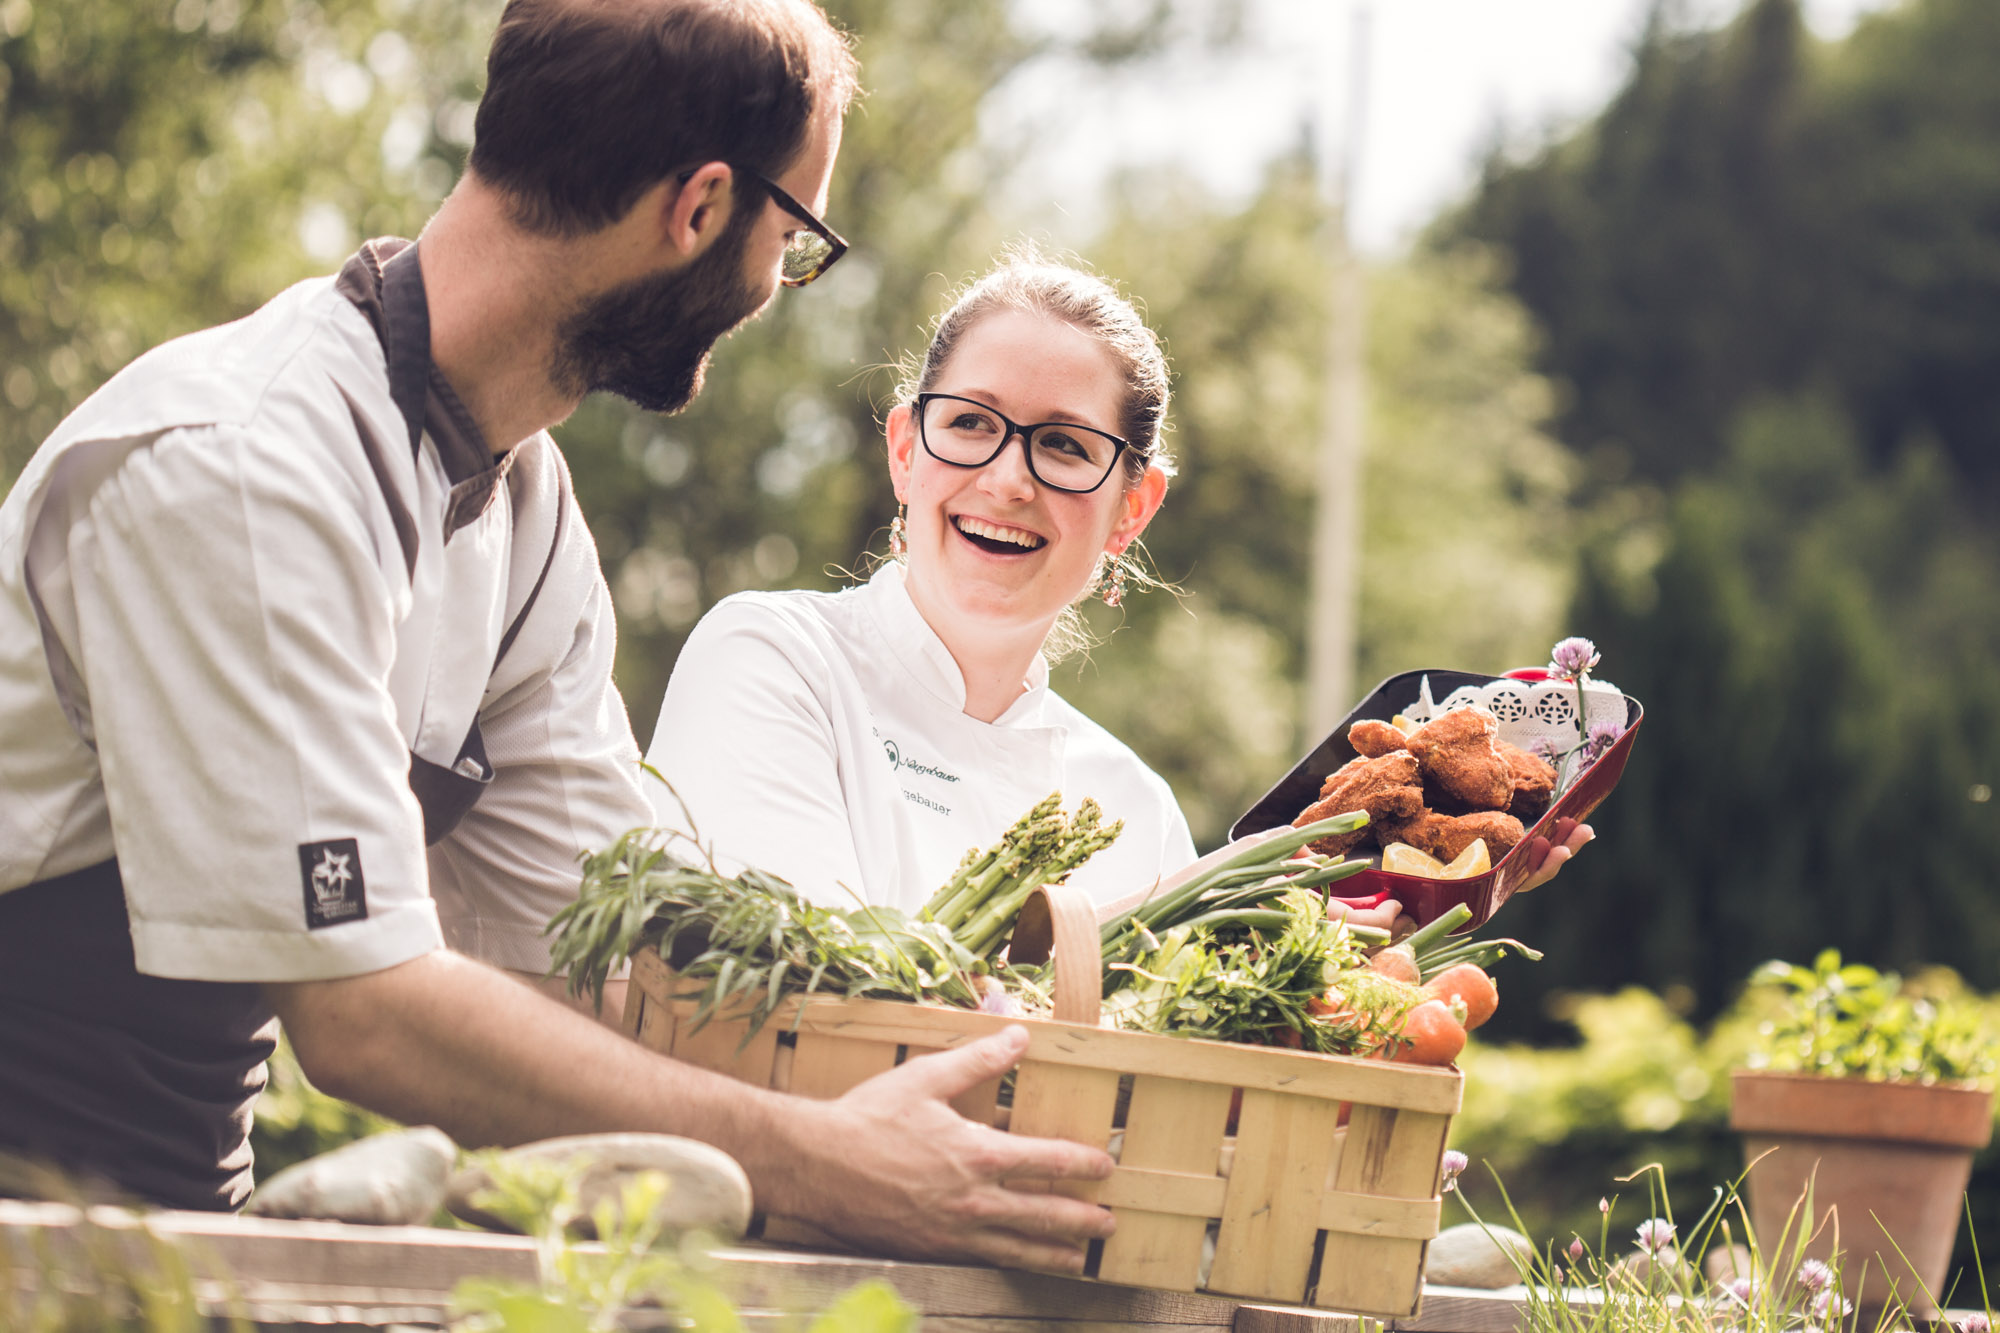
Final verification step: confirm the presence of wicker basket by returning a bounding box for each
[621,883,1462,1318]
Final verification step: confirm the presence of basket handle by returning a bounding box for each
[1005,881,1103,1026]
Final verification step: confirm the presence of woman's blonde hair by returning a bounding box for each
[891,247,1177,661]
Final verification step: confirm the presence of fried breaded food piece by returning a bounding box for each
[1376,808,1525,864]
[1498,740,1556,821]
[1428,811,1526,863]
[1295,752,1423,855]
[1374,809,1444,854]
[1347,719,1410,758]
[1405,708,1512,810]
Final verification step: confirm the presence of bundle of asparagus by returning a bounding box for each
[919,793,1124,959]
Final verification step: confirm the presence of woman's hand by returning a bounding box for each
[1518,818,1594,893]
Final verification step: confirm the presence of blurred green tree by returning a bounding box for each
[1454,0,2000,501]
[0,0,491,485]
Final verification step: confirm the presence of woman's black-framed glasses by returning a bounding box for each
[914,393,1141,494]
[748,170,847,287]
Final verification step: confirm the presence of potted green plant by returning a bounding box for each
[1731,949,1996,1318]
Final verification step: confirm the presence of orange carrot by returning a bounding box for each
[1365,944,1421,985]
[1389,998,1467,1066]
[1422,963,1499,1030]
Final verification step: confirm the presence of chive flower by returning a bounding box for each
[1958,1315,1991,1333]
[1438,1149,1468,1193]
[1550,636,1601,680]
[1634,1218,1675,1254]
[1567,1236,1585,1262]
[1795,1259,1832,1292]
[1811,1290,1852,1321]
[1586,718,1626,757]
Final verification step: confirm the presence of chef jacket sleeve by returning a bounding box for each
[643,598,868,902]
[63,424,441,983]
[427,507,651,974]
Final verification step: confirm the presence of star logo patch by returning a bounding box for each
[299,838,368,929]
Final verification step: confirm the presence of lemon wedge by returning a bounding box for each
[1381,842,1445,877]
[1440,839,1491,879]
[1389,713,1418,735]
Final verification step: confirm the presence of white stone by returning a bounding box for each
[1424,1222,1535,1289]
[447,1132,754,1240]
[245,1126,456,1226]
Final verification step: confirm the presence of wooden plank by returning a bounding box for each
[1314,1105,1449,1318]
[672,1010,783,1088]
[1097,1167,1228,1218]
[1096,1077,1232,1292]
[1208,1090,1343,1304]
[1007,1061,1121,1208]
[633,988,676,1056]
[630,945,675,1006]
[0,1202,1277,1326]
[791,999,1462,1115]
[1235,1306,1369,1333]
[787,1032,900,1101]
[1315,1190,1440,1241]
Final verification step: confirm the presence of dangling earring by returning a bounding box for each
[889,504,907,558]
[1101,553,1126,607]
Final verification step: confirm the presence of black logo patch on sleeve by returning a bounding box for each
[299,838,368,929]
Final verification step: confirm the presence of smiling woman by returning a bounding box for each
[641,253,1197,913]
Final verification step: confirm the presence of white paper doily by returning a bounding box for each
[1401,675,1626,758]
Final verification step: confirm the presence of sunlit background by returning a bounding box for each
[4,0,1996,1270]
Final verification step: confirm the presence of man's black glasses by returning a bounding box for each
[914,393,1142,494]
[749,171,847,287]
[673,164,847,287]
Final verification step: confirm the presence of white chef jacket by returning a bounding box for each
[644,562,1197,914]
[0,238,650,982]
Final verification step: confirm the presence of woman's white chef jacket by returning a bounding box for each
[644,562,1197,914]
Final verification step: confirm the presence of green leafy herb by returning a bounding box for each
[1747,948,1996,1086]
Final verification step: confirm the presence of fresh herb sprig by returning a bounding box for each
[546,829,984,1037]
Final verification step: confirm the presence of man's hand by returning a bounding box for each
[770,1027,1116,1272]
[1519,818,1594,892]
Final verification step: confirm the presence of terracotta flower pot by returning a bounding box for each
[1731,1069,1994,1318]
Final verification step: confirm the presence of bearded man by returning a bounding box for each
[0,0,1116,1273]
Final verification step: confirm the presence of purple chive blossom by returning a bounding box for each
[1439,1150,1469,1193]
[1811,1290,1852,1321]
[1533,737,1561,765]
[1795,1259,1833,1293]
[1958,1316,1992,1333]
[1599,1197,1612,1215]
[974,975,1021,1017]
[1722,1275,1756,1306]
[1550,637,1601,680]
[1635,1218,1676,1254]
[1568,1237,1585,1262]
[1586,718,1627,758]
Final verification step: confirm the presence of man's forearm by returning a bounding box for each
[268,951,807,1200]
[504,966,628,1030]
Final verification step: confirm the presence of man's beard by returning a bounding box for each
[550,214,767,415]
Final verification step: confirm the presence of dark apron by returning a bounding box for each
[0,239,554,1210]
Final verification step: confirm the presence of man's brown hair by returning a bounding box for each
[469,0,858,237]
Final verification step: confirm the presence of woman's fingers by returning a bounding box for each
[1519,821,1595,892]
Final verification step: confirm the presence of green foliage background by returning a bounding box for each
[6,0,2000,1282]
